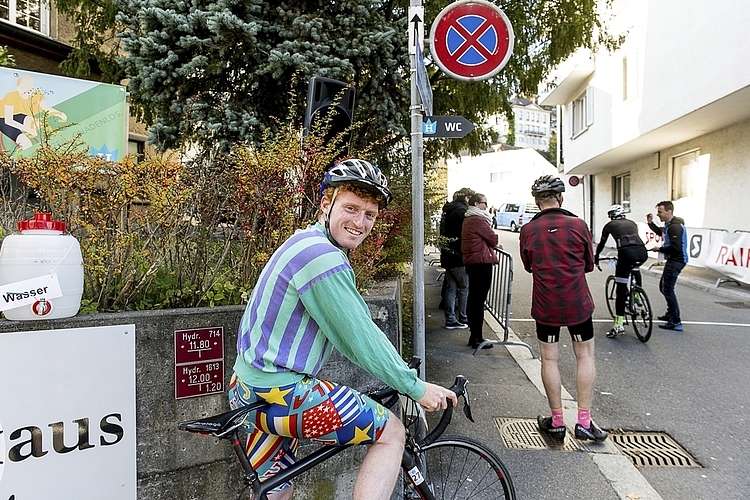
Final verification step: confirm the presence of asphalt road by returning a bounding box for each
[492,226,750,500]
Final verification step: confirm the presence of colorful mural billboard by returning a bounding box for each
[0,67,127,160]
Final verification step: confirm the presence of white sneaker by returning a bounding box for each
[606,325,625,338]
[445,322,468,330]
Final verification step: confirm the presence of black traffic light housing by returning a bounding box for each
[304,76,356,147]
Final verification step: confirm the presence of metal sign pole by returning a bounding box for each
[409,1,425,378]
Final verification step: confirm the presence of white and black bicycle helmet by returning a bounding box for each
[321,159,393,208]
[531,175,566,197]
[608,204,626,219]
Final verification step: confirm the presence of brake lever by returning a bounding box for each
[453,375,474,423]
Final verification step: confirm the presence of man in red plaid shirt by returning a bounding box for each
[519,175,607,442]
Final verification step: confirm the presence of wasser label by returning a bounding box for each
[0,274,63,311]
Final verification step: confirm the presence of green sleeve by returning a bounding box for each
[300,269,426,401]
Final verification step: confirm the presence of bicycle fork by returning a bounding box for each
[401,445,435,500]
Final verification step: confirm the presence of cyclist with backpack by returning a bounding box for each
[228,159,456,500]
[594,205,649,338]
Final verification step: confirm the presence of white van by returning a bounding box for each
[494,202,540,232]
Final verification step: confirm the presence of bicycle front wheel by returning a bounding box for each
[630,286,653,342]
[605,275,617,319]
[408,435,516,500]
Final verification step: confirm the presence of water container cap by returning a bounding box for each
[18,213,67,232]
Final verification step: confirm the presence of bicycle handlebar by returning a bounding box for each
[368,356,474,446]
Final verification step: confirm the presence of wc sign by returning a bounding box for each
[422,115,475,138]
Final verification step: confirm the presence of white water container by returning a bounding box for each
[0,213,84,320]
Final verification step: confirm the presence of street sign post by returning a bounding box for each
[430,0,514,82]
[422,115,475,138]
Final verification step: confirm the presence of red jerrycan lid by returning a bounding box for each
[18,212,67,232]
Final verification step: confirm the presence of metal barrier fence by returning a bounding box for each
[476,248,536,357]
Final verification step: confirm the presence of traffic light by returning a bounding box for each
[304,76,356,147]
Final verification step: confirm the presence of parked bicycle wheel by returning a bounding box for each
[630,286,653,342]
[605,275,617,319]
[403,435,516,500]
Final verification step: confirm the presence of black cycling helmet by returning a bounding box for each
[320,159,393,208]
[608,204,626,219]
[531,175,566,197]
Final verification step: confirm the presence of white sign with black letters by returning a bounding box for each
[0,325,136,498]
[0,274,63,311]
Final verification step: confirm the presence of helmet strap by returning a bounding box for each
[323,187,350,255]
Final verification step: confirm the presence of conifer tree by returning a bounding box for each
[60,0,621,156]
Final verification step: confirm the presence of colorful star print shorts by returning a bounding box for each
[227,373,390,493]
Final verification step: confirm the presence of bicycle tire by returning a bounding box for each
[605,275,617,319]
[398,435,516,500]
[630,286,653,342]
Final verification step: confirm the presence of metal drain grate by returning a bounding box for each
[610,432,701,468]
[717,301,750,309]
[494,418,581,451]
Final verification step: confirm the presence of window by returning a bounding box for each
[671,150,700,200]
[571,87,593,137]
[128,140,145,163]
[1,0,48,34]
[622,56,629,101]
[612,173,630,212]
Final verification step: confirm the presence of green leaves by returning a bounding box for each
[59,0,621,159]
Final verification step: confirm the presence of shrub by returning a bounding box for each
[0,121,412,312]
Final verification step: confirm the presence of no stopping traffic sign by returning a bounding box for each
[430,0,514,82]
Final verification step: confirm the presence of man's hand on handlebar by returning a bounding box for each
[417,382,458,413]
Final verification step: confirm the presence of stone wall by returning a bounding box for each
[0,279,402,499]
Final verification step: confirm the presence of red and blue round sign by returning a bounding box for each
[430,0,514,82]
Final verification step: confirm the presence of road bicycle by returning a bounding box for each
[599,256,654,342]
[179,357,516,499]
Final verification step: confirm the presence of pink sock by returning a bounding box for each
[551,408,564,428]
[578,408,591,428]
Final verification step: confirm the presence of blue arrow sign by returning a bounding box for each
[415,43,433,116]
[422,116,475,138]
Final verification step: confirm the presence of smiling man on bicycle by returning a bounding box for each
[594,204,648,338]
[229,159,457,500]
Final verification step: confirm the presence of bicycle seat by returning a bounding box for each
[179,401,266,437]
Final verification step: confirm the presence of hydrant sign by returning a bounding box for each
[0,274,63,311]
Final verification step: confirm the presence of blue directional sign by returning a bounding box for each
[416,43,433,116]
[422,116,475,138]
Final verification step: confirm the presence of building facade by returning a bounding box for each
[540,0,750,235]
[491,96,554,154]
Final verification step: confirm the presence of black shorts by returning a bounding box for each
[616,245,648,280]
[536,317,594,343]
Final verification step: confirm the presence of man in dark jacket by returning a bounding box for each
[647,200,688,331]
[439,187,474,329]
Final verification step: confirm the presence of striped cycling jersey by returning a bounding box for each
[234,222,425,401]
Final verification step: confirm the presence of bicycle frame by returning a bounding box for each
[179,359,473,500]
